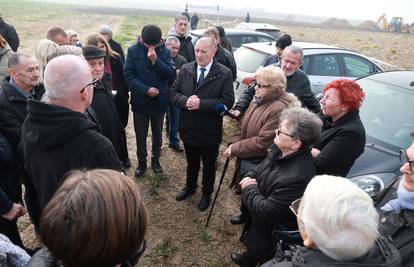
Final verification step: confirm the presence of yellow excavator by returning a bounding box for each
[376,14,413,33]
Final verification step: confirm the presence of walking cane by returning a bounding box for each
[205,157,230,228]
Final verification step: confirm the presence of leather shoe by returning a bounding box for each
[198,195,210,211]
[151,161,163,174]
[169,143,183,152]
[230,214,247,225]
[230,252,257,266]
[176,189,195,201]
[134,165,146,178]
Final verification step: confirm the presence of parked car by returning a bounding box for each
[235,22,282,38]
[189,28,276,52]
[233,41,383,100]
[349,71,414,197]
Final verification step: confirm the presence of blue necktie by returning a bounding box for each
[198,67,206,86]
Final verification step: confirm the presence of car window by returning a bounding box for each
[309,54,341,76]
[228,36,243,48]
[256,36,274,43]
[256,29,282,38]
[343,54,374,77]
[234,47,268,73]
[302,56,310,73]
[357,78,414,148]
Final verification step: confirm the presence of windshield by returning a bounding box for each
[234,47,268,73]
[256,29,282,38]
[357,78,414,148]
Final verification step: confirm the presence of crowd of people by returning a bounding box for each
[0,12,413,267]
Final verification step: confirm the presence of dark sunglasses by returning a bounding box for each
[80,79,99,93]
[289,198,301,217]
[400,149,413,172]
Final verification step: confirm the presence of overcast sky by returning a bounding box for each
[159,0,414,22]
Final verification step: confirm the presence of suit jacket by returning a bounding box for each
[170,59,234,146]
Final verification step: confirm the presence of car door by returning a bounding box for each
[305,53,342,95]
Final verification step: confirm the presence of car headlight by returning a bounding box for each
[349,173,396,197]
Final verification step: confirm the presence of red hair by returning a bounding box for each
[323,79,365,111]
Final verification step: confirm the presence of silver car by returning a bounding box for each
[233,41,383,100]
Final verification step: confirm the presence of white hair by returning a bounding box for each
[301,175,379,261]
[44,55,91,100]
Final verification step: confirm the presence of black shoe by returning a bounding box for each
[123,158,131,170]
[198,195,211,211]
[176,189,195,201]
[151,161,163,174]
[230,214,247,225]
[230,252,257,267]
[134,165,147,178]
[169,143,183,152]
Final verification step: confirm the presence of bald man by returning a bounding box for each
[20,55,122,228]
[170,37,234,211]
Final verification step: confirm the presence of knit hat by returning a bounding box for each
[82,45,105,60]
[276,34,292,49]
[141,25,162,45]
[99,24,113,39]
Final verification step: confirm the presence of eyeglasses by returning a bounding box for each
[400,149,413,172]
[276,128,294,138]
[256,83,271,89]
[289,198,301,217]
[80,79,99,93]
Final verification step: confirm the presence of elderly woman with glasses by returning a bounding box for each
[311,79,366,176]
[231,107,323,266]
[263,175,402,267]
[225,65,299,196]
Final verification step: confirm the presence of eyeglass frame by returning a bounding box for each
[289,198,301,217]
[80,79,99,93]
[255,83,271,89]
[276,128,294,138]
[400,149,413,172]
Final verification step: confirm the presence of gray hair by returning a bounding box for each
[279,107,322,147]
[8,52,33,69]
[44,55,91,100]
[203,27,219,42]
[166,36,180,45]
[301,175,379,261]
[66,30,79,38]
[255,66,286,95]
[99,24,113,39]
[195,37,215,50]
[47,45,83,62]
[174,14,188,23]
[283,45,304,64]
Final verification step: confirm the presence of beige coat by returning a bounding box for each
[0,44,13,82]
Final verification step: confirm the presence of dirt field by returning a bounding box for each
[3,1,414,266]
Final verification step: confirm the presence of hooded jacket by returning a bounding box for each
[168,29,195,62]
[262,236,402,267]
[20,100,122,209]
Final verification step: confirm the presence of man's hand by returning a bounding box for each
[239,177,257,190]
[311,148,321,158]
[147,87,159,97]
[1,203,26,221]
[224,144,234,158]
[229,109,241,118]
[186,95,200,110]
[147,46,157,63]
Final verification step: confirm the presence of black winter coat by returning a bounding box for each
[0,19,19,52]
[313,110,366,176]
[242,144,316,259]
[262,236,402,267]
[234,68,321,114]
[108,38,125,62]
[170,60,234,146]
[215,45,237,81]
[20,100,122,209]
[169,32,195,63]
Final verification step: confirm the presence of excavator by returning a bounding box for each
[375,14,413,33]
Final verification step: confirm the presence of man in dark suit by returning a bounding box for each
[170,37,235,211]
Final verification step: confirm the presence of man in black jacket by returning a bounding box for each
[170,37,234,211]
[169,15,195,63]
[0,16,19,52]
[203,27,237,81]
[232,45,321,117]
[263,34,292,67]
[20,55,122,228]
[0,53,43,246]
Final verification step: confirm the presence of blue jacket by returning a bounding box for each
[124,39,175,114]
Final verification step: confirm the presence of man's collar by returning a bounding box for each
[198,59,213,72]
[9,79,34,99]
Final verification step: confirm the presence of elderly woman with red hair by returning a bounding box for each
[311,79,365,176]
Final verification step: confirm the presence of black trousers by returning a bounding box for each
[183,143,219,196]
[133,112,165,165]
[0,217,24,248]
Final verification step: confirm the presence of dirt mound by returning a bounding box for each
[321,17,352,28]
[285,14,295,22]
[358,20,379,30]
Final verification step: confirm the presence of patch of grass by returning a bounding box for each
[148,173,167,196]
[389,47,397,55]
[153,238,178,258]
[298,32,305,37]
[200,229,211,242]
